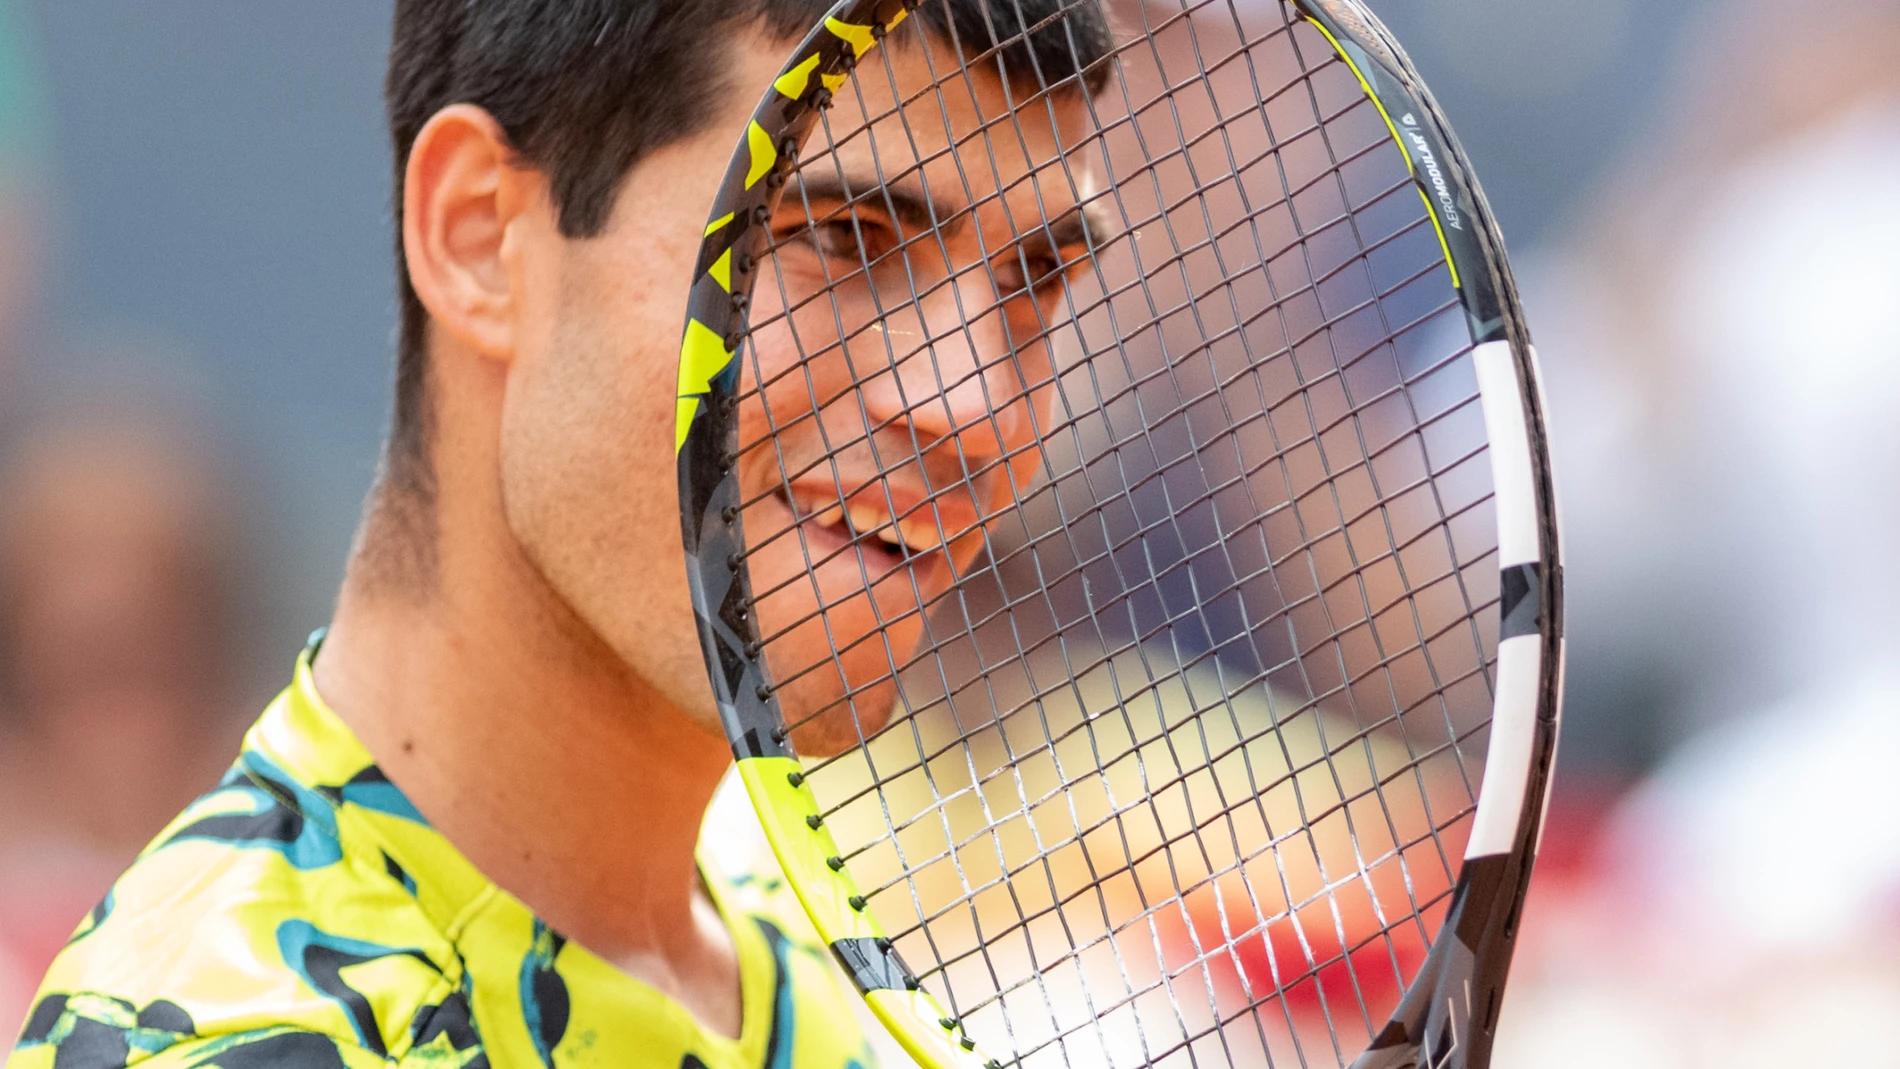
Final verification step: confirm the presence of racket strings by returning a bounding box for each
[737,7,1410,446]
[726,3,1502,1065]
[736,213,1456,636]
[802,594,1492,842]
[735,145,1425,558]
[738,98,1404,443]
[845,771,1470,990]
[734,269,1469,661]
[740,336,1489,731]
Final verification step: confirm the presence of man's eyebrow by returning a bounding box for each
[1013,201,1112,264]
[1048,201,1112,251]
[790,169,1115,257]
[789,171,968,240]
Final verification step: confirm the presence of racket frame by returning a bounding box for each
[670,2,1565,1067]
[674,6,985,1066]
[1293,4,1564,1066]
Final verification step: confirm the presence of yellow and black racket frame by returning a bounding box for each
[671,2,1565,1067]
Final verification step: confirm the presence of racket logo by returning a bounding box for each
[1403,122,1465,231]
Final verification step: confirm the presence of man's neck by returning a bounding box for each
[312,514,741,1036]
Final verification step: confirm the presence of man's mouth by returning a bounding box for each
[780,484,949,563]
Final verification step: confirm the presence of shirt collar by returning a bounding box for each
[245,649,500,940]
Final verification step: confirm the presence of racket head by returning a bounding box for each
[672,2,1563,1067]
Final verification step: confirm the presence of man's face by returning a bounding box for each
[739,48,1097,752]
[501,29,1095,754]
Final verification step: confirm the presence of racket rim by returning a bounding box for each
[672,2,1563,1066]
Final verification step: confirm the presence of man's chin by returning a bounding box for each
[780,678,900,758]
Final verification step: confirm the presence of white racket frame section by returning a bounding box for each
[1465,339,1548,860]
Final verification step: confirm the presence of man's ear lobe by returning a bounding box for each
[402,104,542,362]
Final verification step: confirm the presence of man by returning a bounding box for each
[10,2,1108,1068]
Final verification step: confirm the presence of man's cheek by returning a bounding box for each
[948,529,990,580]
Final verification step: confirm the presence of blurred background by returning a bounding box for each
[1,0,1895,1060]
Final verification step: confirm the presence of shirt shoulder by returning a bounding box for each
[10,659,875,1069]
[9,693,482,1069]
[8,1022,391,1069]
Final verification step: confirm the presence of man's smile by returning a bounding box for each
[762,474,985,608]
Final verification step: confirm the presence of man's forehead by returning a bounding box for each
[826,42,1091,172]
[803,44,1100,233]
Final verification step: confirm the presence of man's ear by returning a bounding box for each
[402,104,547,362]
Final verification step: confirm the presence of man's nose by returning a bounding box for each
[857,274,1028,463]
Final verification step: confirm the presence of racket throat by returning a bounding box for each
[832,936,921,994]
[1350,853,1520,1069]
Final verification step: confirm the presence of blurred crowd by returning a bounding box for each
[0,2,264,1038]
[1492,0,1900,1060]
[0,394,259,1033]
[2,0,1898,1059]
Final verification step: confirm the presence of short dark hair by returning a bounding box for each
[378,0,1111,525]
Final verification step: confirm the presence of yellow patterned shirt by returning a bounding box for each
[7,655,876,1069]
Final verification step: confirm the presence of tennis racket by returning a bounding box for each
[674,1,1562,1067]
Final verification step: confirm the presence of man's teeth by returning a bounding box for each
[805,500,944,554]
[889,517,948,553]
[847,505,883,539]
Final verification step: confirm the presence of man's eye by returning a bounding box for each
[996,252,1069,299]
[810,217,893,265]
[1026,254,1066,287]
